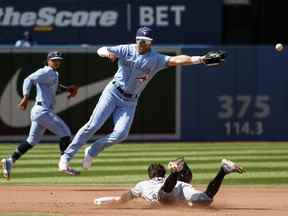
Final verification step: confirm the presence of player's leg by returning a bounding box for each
[82,103,136,169]
[204,159,244,199]
[39,111,72,155]
[30,112,79,176]
[182,159,244,206]
[1,121,45,180]
[59,89,117,168]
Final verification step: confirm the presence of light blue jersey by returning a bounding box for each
[23,66,59,109]
[23,65,71,145]
[108,44,170,97]
[61,44,170,164]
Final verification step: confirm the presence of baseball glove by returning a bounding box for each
[67,85,79,99]
[177,162,192,183]
[202,50,227,66]
[168,158,185,173]
[168,158,193,183]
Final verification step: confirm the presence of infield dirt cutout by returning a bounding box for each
[0,186,287,216]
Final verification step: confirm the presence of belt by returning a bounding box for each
[36,101,54,109]
[112,81,135,98]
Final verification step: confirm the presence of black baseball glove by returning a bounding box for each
[168,158,193,183]
[202,50,227,66]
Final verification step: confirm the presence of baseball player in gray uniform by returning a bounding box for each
[1,51,79,180]
[58,27,226,174]
[96,158,244,206]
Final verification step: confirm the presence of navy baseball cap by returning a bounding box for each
[136,27,153,41]
[47,51,63,60]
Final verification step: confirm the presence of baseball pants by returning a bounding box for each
[62,82,137,162]
[27,105,71,145]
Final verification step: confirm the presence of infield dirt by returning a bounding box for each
[0,186,287,216]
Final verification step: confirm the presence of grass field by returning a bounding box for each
[0,142,287,186]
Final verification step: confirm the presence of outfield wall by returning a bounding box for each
[181,46,288,141]
[0,46,287,142]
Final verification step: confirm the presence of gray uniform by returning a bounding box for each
[23,65,71,144]
[130,177,212,205]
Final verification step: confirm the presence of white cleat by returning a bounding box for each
[82,146,93,170]
[58,158,80,176]
[221,159,245,174]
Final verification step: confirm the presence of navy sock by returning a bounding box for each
[11,141,33,162]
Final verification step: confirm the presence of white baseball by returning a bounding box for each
[275,43,284,52]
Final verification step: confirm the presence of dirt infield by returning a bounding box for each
[0,186,287,216]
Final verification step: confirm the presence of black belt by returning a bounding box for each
[112,81,135,98]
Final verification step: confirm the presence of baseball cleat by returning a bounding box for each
[58,159,80,176]
[60,166,80,176]
[1,158,13,180]
[221,159,245,174]
[168,158,185,173]
[82,146,93,170]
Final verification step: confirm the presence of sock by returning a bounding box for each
[59,136,71,155]
[204,167,226,199]
[11,141,33,162]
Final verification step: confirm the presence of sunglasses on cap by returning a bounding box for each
[136,39,152,45]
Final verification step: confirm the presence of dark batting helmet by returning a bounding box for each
[147,163,166,179]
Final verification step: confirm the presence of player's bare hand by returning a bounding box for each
[107,52,117,63]
[18,96,29,111]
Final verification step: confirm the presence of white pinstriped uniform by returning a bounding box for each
[130,177,212,204]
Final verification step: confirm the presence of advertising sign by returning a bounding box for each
[0,0,222,45]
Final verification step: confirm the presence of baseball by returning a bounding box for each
[275,43,284,52]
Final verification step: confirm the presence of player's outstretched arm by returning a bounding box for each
[118,190,136,203]
[167,55,204,67]
[94,191,135,206]
[167,50,227,67]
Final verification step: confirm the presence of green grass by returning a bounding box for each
[0,142,288,186]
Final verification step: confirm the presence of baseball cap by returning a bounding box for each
[47,51,63,60]
[136,27,153,41]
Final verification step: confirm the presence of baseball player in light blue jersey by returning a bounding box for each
[1,51,79,180]
[58,27,225,174]
[95,158,244,207]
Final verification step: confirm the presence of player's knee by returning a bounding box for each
[82,122,98,135]
[26,136,40,145]
[111,130,129,142]
[190,193,213,206]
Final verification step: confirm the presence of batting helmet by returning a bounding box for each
[147,163,166,179]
